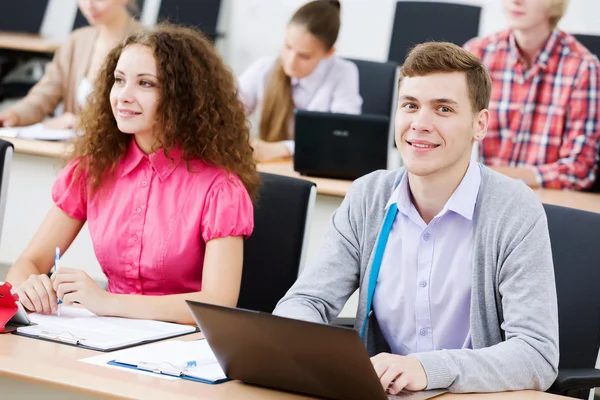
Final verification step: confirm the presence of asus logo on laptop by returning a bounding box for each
[332,130,349,137]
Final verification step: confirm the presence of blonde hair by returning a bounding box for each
[547,0,569,29]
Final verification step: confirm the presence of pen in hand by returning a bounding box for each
[54,246,62,317]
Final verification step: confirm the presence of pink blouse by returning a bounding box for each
[52,139,254,296]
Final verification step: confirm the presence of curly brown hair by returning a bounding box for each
[72,23,259,200]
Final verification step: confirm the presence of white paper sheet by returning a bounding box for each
[79,340,225,382]
[17,306,197,351]
[0,123,74,141]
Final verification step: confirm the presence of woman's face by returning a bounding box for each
[280,23,334,79]
[110,44,160,138]
[77,0,129,27]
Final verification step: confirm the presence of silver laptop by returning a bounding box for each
[186,300,447,400]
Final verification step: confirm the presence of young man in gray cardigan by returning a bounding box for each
[273,42,559,395]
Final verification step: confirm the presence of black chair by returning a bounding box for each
[0,140,14,245]
[72,0,146,30]
[573,34,600,193]
[544,204,600,399]
[387,1,481,64]
[0,0,52,100]
[237,172,316,313]
[157,0,222,42]
[0,0,49,34]
[346,58,399,118]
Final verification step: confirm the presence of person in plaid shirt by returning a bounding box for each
[464,0,600,190]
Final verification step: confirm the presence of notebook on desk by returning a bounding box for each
[106,339,228,384]
[15,306,197,352]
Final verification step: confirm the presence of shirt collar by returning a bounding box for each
[120,139,184,181]
[508,29,560,71]
[386,161,481,221]
[290,56,334,94]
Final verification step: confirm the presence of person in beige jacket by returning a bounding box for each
[0,0,141,129]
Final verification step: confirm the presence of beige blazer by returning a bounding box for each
[9,19,141,126]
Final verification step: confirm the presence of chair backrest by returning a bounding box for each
[72,0,145,30]
[387,1,481,64]
[0,0,49,34]
[346,58,399,117]
[0,140,13,246]
[573,34,600,192]
[544,204,600,369]
[238,173,316,313]
[157,0,222,41]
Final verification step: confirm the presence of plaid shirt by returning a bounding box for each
[465,30,600,190]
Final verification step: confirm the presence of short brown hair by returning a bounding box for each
[398,42,491,113]
[74,23,259,200]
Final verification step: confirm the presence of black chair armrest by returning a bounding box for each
[548,368,600,395]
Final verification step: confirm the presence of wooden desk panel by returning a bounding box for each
[0,334,570,399]
[3,137,70,158]
[0,31,61,53]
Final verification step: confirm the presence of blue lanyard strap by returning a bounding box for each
[360,202,398,339]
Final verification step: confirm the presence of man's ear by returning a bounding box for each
[473,109,489,142]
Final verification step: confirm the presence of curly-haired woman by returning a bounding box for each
[6,24,260,324]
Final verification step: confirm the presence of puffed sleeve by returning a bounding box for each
[51,158,88,221]
[201,175,254,242]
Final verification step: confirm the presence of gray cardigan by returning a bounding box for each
[273,166,559,393]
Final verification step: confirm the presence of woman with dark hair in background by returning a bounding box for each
[238,0,362,161]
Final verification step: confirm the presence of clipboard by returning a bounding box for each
[0,282,32,333]
[105,339,229,384]
[15,306,198,352]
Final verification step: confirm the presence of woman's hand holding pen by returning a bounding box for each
[52,268,112,316]
[16,274,58,314]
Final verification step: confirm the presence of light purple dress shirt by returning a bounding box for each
[372,161,481,356]
[237,55,363,153]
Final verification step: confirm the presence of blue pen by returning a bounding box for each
[54,246,62,316]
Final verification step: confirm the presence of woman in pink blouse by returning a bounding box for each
[6,25,259,324]
[238,0,363,161]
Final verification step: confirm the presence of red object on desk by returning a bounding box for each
[0,282,20,333]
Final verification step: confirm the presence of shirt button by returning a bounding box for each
[141,181,147,187]
[133,234,138,241]
[136,207,142,214]
[420,328,428,336]
[423,233,431,241]
[419,280,427,288]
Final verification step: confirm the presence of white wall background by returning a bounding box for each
[37,0,600,77]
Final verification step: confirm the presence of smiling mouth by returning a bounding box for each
[407,141,440,149]
[118,110,141,116]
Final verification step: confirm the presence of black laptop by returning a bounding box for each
[186,300,447,400]
[294,110,391,180]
